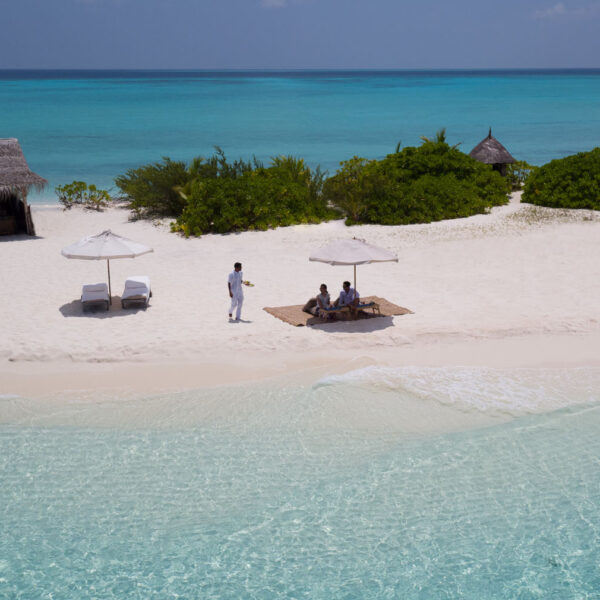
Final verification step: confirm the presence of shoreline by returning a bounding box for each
[3,330,600,399]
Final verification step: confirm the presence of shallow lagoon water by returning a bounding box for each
[1,367,599,598]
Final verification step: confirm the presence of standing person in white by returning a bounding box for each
[228,262,244,320]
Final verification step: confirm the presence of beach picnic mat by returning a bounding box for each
[263,296,413,327]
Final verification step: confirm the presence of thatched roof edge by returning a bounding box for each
[469,128,516,165]
[0,138,47,198]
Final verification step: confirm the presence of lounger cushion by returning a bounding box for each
[81,283,109,309]
[82,290,110,302]
[124,276,150,290]
[121,276,151,305]
[81,283,109,302]
[82,283,108,294]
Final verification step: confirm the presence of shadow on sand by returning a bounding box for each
[0,234,44,242]
[59,297,148,318]
[310,315,395,333]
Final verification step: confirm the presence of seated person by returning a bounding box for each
[334,281,360,310]
[315,283,334,319]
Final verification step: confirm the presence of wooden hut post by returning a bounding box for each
[23,190,36,236]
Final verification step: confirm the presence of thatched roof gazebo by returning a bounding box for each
[0,138,47,236]
[469,128,515,176]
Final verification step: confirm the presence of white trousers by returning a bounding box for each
[229,292,244,320]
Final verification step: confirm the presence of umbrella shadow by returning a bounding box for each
[310,315,395,333]
[59,297,149,318]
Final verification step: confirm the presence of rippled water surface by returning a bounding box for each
[1,368,599,598]
[1,69,600,202]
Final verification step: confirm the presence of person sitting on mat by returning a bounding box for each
[334,281,360,309]
[315,283,334,320]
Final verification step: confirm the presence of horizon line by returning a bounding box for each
[1,67,600,72]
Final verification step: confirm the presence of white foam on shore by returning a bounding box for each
[315,365,600,417]
[2,366,599,437]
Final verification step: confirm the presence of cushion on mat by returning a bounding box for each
[302,297,317,313]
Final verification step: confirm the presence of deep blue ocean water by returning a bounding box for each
[1,69,600,203]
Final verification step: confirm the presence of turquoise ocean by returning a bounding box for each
[2,71,600,598]
[1,366,600,598]
[1,69,600,202]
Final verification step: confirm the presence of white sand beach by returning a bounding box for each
[1,194,600,398]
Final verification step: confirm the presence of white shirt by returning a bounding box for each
[316,292,331,309]
[339,287,359,306]
[228,270,244,295]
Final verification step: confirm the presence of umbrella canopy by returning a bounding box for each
[62,230,153,303]
[309,238,398,289]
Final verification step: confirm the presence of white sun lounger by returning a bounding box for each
[81,282,109,311]
[121,275,152,308]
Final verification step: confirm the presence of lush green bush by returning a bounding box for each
[506,160,538,191]
[324,134,510,225]
[522,148,600,209]
[321,157,378,222]
[171,153,335,237]
[115,157,191,218]
[56,181,111,211]
[116,136,514,233]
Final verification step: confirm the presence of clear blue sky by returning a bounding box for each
[3,0,600,69]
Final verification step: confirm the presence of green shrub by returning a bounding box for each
[324,135,510,225]
[115,157,191,218]
[116,136,514,233]
[322,157,379,224]
[56,181,111,211]
[522,148,600,209]
[171,153,335,237]
[506,160,538,191]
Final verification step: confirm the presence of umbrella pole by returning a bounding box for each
[353,264,356,290]
[107,259,112,305]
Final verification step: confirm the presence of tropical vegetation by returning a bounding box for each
[323,130,510,225]
[506,160,537,191]
[522,148,600,210]
[114,133,514,235]
[56,181,111,211]
[115,157,191,218]
[171,153,334,236]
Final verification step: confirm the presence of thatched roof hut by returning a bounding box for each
[0,138,47,235]
[469,128,515,176]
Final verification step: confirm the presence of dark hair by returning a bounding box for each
[320,283,327,290]
[234,262,242,269]
[343,281,351,287]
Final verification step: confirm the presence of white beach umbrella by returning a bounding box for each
[309,238,398,289]
[61,229,153,303]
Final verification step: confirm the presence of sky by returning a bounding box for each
[2,0,600,69]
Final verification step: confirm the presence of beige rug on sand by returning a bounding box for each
[263,296,413,327]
